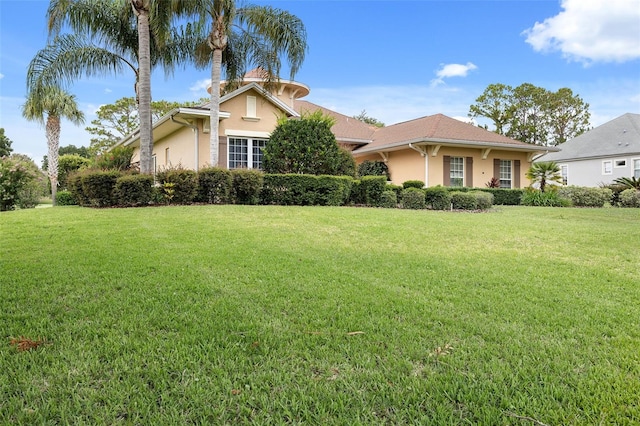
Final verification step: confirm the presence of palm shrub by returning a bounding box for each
[197,167,232,204]
[400,188,426,209]
[526,161,562,192]
[613,176,640,190]
[619,188,640,207]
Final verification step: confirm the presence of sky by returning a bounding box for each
[1,0,639,166]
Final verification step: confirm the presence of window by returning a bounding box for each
[499,160,512,188]
[228,137,267,170]
[602,160,612,175]
[634,159,640,179]
[560,164,568,185]
[246,96,257,118]
[614,159,627,168]
[165,147,170,166]
[450,157,464,187]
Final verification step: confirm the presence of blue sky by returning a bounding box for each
[1,0,639,165]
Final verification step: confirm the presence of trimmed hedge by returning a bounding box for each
[401,188,426,209]
[197,167,232,204]
[81,170,122,207]
[450,191,494,211]
[402,180,424,189]
[477,188,523,206]
[379,190,398,208]
[114,174,154,207]
[56,190,77,206]
[425,186,452,210]
[557,186,612,207]
[619,189,640,208]
[231,169,264,205]
[261,174,352,206]
[156,166,198,205]
[360,175,387,206]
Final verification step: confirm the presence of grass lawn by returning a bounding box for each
[1,205,639,424]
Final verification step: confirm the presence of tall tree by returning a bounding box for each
[22,86,84,206]
[175,1,307,167]
[31,0,191,174]
[469,83,590,146]
[0,128,13,157]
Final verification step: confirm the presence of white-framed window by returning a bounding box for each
[602,160,613,175]
[499,160,512,188]
[614,159,627,168]
[634,158,640,179]
[228,137,268,170]
[450,157,464,187]
[560,164,568,185]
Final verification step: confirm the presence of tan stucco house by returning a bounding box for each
[115,71,555,188]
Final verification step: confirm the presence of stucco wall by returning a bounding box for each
[558,156,640,187]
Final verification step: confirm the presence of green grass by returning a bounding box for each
[1,205,639,424]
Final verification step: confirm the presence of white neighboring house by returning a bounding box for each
[539,113,640,187]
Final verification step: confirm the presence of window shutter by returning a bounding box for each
[466,157,473,187]
[493,159,500,179]
[443,156,451,186]
[514,160,520,188]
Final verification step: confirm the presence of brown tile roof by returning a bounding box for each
[355,114,534,153]
[293,100,377,142]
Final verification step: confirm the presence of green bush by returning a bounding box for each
[451,191,477,210]
[197,167,232,204]
[0,156,37,211]
[58,154,91,189]
[403,180,424,189]
[520,188,571,207]
[231,169,264,205]
[473,191,494,210]
[557,186,612,207]
[337,148,357,178]
[477,188,523,205]
[315,175,353,206]
[379,190,398,208]
[357,160,390,180]
[67,172,90,206]
[619,189,640,208]
[81,170,122,207]
[114,174,154,207]
[95,146,135,171]
[261,174,351,206]
[425,186,451,210]
[360,175,387,206]
[56,190,77,206]
[400,188,426,209]
[385,184,402,201]
[156,166,198,205]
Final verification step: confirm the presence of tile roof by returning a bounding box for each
[293,100,377,142]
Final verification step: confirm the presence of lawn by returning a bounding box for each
[1,205,639,424]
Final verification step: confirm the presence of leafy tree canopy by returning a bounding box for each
[469,83,590,146]
[42,144,90,170]
[353,110,384,128]
[0,128,13,157]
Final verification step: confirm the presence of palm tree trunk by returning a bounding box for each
[46,115,60,206]
[134,2,153,174]
[209,47,222,167]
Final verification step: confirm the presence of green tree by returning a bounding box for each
[31,0,192,174]
[175,0,307,167]
[469,83,590,146]
[22,86,85,206]
[43,144,90,170]
[353,110,384,128]
[58,154,92,189]
[0,156,37,211]
[526,161,562,193]
[0,128,14,157]
[263,111,348,175]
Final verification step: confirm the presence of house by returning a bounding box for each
[116,71,553,188]
[537,113,640,187]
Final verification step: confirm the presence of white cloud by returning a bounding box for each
[523,0,640,64]
[0,73,4,80]
[104,88,112,94]
[190,79,211,96]
[431,62,477,86]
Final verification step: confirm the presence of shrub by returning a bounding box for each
[473,191,494,210]
[337,148,357,178]
[357,160,390,180]
[403,180,424,189]
[400,188,425,209]
[0,156,38,211]
[261,174,352,206]
[58,154,91,189]
[520,188,571,207]
[485,177,500,188]
[619,189,640,208]
[114,174,154,207]
[360,175,387,206]
[450,191,477,210]
[56,190,77,206]
[602,183,626,206]
[231,169,264,205]
[425,186,451,210]
[379,190,398,208]
[315,175,353,206]
[557,186,612,207]
[478,188,523,205]
[385,184,403,201]
[156,166,198,204]
[197,167,232,204]
[95,146,135,171]
[81,170,122,207]
[67,172,90,206]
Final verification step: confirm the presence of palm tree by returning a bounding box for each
[22,86,84,206]
[526,161,563,193]
[30,0,191,174]
[174,0,307,167]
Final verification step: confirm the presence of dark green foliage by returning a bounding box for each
[156,166,198,205]
[0,128,13,157]
[379,190,398,208]
[0,156,37,211]
[450,191,477,210]
[425,186,452,210]
[520,188,571,207]
[81,170,122,207]
[337,148,357,178]
[359,175,387,206]
[402,180,424,189]
[613,176,640,190]
[477,188,523,205]
[357,160,390,180]
[58,154,91,189]
[114,174,154,207]
[95,146,135,171]
[619,189,640,208]
[197,167,232,204]
[385,184,403,202]
[231,169,264,205]
[67,172,89,206]
[261,174,352,206]
[263,112,346,176]
[400,188,426,209]
[55,190,77,206]
[557,186,612,207]
[473,191,494,210]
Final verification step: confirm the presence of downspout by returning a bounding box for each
[409,143,429,187]
[171,114,199,171]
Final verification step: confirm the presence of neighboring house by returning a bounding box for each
[538,113,640,187]
[115,71,553,188]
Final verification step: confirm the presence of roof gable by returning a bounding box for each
[294,100,377,143]
[202,82,299,118]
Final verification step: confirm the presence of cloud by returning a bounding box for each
[431,62,477,86]
[0,73,4,80]
[190,79,211,95]
[104,88,112,94]
[523,0,640,64]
